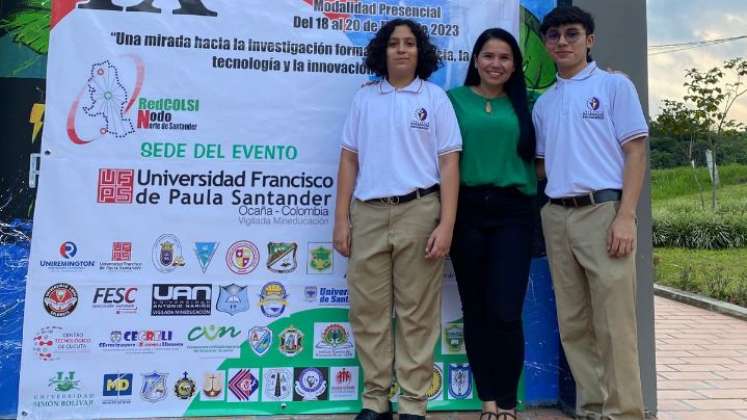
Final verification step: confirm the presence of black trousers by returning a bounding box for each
[449,186,534,409]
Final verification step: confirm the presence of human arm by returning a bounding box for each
[333,149,358,257]
[535,158,546,181]
[426,151,459,259]
[607,137,646,258]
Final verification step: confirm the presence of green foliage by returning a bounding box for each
[653,210,747,249]
[650,164,747,201]
[654,248,747,307]
[0,0,51,55]
[652,167,747,249]
[650,134,747,169]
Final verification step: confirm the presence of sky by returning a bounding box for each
[647,0,747,124]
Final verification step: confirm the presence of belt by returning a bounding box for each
[549,189,621,207]
[365,185,439,205]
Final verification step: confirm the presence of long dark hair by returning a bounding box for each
[465,28,536,162]
[364,18,441,80]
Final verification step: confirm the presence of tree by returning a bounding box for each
[652,99,707,208]
[660,57,747,209]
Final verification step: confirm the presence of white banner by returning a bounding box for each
[19,0,519,418]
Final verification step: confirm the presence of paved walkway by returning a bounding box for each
[655,296,747,419]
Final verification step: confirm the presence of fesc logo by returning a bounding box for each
[92,287,137,314]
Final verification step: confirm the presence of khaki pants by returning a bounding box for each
[541,202,644,420]
[347,194,443,416]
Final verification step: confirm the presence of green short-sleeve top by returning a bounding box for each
[447,85,537,196]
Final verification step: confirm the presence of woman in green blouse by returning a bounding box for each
[447,28,537,420]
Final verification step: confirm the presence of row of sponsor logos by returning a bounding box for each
[33,322,355,361]
[34,362,473,409]
[33,320,466,364]
[41,238,334,275]
[43,282,349,317]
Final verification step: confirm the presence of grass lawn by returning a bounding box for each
[654,247,747,307]
[651,164,747,202]
[653,183,747,214]
[651,164,747,307]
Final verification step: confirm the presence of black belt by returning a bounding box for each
[366,185,439,205]
[549,189,621,207]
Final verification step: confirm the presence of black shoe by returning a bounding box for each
[354,408,394,420]
[399,415,425,420]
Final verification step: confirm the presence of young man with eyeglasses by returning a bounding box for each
[532,6,648,420]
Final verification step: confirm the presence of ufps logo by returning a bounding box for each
[97,169,134,204]
[103,373,133,397]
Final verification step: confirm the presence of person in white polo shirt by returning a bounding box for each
[532,6,648,420]
[332,18,461,420]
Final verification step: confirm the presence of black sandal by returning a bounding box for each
[496,411,517,420]
[480,412,498,420]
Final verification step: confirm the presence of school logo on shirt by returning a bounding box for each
[583,96,604,120]
[410,107,430,130]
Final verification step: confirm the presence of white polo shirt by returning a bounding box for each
[533,62,649,198]
[341,77,462,201]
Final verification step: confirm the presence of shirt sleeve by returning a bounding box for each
[610,75,649,145]
[435,97,463,155]
[341,92,360,152]
[532,100,545,158]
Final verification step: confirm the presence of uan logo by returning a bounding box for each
[78,0,217,17]
[151,284,211,316]
[97,169,134,203]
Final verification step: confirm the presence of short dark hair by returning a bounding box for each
[464,28,535,162]
[540,6,595,62]
[364,19,441,80]
[539,6,595,35]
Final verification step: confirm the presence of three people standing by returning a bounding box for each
[336,5,648,419]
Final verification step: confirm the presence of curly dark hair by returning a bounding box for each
[364,19,441,80]
[464,28,535,162]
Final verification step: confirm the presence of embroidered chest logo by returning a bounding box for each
[582,96,604,120]
[410,107,430,130]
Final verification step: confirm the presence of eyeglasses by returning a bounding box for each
[544,29,585,45]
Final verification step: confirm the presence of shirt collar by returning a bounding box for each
[379,77,424,94]
[556,61,598,84]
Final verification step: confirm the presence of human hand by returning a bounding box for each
[425,223,453,260]
[333,220,351,257]
[607,213,636,258]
